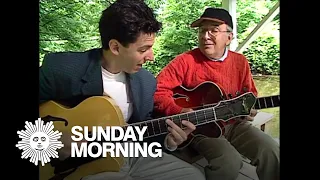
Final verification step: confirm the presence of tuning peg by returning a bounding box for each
[228,94,233,99]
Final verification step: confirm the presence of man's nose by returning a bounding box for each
[204,31,213,40]
[146,50,154,62]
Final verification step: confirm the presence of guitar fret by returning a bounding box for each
[257,98,261,109]
[151,121,155,134]
[259,98,266,109]
[265,97,273,108]
[157,119,162,133]
[210,108,217,122]
[144,122,150,137]
[189,112,198,126]
[204,110,207,120]
[179,114,189,125]
[200,111,207,124]
[195,110,204,123]
[149,121,155,136]
[172,116,182,128]
[194,112,199,124]
[195,112,198,122]
[271,95,280,107]
[158,118,167,133]
[152,120,160,135]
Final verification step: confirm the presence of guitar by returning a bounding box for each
[168,81,280,163]
[39,85,276,180]
[171,81,280,150]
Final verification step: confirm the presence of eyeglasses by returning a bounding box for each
[198,27,230,36]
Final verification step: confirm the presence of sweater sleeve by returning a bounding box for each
[242,57,258,97]
[154,55,188,116]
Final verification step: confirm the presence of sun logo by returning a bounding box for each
[16,118,64,166]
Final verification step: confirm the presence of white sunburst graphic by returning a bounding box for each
[16,118,64,166]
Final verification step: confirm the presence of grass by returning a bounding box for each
[253,75,280,138]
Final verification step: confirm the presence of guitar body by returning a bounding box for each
[172,81,228,149]
[39,96,125,180]
[168,81,279,164]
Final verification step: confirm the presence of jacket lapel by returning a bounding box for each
[127,73,141,123]
[81,49,104,96]
[80,49,141,122]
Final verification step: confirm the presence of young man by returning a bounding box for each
[154,7,280,180]
[39,0,205,179]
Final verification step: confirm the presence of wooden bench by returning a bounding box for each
[251,111,274,131]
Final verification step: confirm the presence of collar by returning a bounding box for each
[206,47,228,61]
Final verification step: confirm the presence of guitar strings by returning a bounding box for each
[118,95,279,138]
[121,104,231,138]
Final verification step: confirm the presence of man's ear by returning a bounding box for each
[226,32,233,46]
[109,39,120,55]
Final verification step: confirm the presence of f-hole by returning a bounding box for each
[42,115,68,126]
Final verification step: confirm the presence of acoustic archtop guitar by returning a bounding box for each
[39,81,279,180]
[171,81,280,151]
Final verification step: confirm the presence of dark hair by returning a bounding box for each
[99,0,162,49]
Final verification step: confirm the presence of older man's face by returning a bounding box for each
[198,20,233,59]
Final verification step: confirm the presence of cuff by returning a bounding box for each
[164,134,177,151]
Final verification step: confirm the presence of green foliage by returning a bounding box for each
[39,0,280,76]
[243,36,279,75]
[39,0,109,64]
[144,0,221,75]
[234,0,279,75]
[236,0,277,41]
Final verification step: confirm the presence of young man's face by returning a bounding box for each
[118,32,155,74]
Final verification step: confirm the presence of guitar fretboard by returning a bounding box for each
[122,94,280,140]
[123,107,219,139]
[254,95,280,109]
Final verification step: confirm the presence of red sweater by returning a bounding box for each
[154,48,258,116]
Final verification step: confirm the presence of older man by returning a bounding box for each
[154,7,279,180]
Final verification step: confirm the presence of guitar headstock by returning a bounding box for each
[215,92,257,121]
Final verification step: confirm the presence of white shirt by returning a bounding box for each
[101,67,133,122]
[101,67,173,151]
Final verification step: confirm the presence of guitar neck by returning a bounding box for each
[124,94,280,140]
[254,95,280,110]
[126,106,222,139]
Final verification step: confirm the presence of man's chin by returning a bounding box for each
[200,49,215,58]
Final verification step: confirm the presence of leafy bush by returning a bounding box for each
[39,0,279,76]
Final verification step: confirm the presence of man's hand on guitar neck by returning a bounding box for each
[245,109,258,121]
[164,108,195,151]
